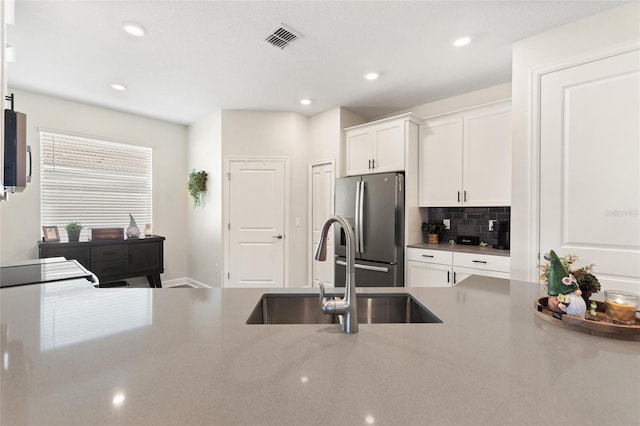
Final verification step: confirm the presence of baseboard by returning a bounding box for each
[161,277,214,288]
[162,278,191,288]
[186,278,213,288]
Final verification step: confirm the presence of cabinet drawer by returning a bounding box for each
[454,266,510,280]
[453,252,510,272]
[40,246,91,270]
[91,259,127,277]
[91,245,127,262]
[407,248,452,265]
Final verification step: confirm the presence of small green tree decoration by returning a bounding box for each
[188,170,208,206]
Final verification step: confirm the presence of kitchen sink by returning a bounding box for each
[246,293,442,324]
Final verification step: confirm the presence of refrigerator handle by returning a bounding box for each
[354,181,361,253]
[358,181,365,252]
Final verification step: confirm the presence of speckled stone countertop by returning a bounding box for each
[1,277,638,425]
[408,242,511,257]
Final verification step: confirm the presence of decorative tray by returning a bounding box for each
[534,297,640,341]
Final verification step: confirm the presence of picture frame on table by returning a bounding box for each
[42,226,60,242]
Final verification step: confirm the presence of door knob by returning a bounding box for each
[273,234,283,239]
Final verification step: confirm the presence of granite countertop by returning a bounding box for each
[1,277,638,425]
[408,242,511,257]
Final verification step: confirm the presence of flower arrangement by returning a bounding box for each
[540,252,601,300]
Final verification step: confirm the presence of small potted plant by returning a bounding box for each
[422,220,446,244]
[65,221,82,242]
[188,169,208,206]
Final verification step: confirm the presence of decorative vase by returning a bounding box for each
[67,229,81,242]
[428,233,439,244]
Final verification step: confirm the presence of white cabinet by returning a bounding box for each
[419,101,511,207]
[407,248,453,287]
[345,113,420,176]
[406,247,510,287]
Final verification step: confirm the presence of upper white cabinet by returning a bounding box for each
[419,101,512,206]
[345,113,420,176]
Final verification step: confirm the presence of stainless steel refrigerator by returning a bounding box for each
[334,172,404,287]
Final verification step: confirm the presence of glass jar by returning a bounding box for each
[604,290,639,325]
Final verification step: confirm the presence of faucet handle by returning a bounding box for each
[318,281,326,305]
[318,282,346,314]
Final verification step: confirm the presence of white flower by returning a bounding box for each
[562,274,577,286]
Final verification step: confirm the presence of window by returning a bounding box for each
[40,131,152,242]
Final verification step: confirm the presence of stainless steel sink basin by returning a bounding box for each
[246,293,442,324]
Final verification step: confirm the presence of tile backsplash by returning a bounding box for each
[426,207,511,246]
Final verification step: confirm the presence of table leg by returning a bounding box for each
[146,274,162,288]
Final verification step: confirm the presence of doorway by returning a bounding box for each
[309,160,335,288]
[224,158,288,288]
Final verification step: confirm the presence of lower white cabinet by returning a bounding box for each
[407,247,510,287]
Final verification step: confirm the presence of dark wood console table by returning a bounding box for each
[39,236,165,288]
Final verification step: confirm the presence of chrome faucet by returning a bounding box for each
[314,215,358,334]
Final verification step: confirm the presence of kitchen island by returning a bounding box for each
[1,276,638,425]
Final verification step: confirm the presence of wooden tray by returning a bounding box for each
[534,297,640,341]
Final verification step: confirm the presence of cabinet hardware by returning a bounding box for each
[464,191,467,202]
[372,159,375,169]
[472,260,487,264]
[447,270,450,283]
[272,234,283,239]
[457,191,460,202]
[421,255,434,258]
[453,272,457,284]
[368,159,372,170]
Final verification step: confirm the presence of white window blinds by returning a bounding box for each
[40,131,152,242]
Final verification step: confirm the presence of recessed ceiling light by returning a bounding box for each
[364,72,379,81]
[300,99,311,105]
[121,22,146,37]
[453,36,472,47]
[111,83,127,91]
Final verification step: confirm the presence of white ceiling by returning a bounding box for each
[6,1,627,125]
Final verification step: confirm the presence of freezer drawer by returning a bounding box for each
[335,258,403,287]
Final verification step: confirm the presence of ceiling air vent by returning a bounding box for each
[265,24,302,49]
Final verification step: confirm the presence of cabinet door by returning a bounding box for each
[129,242,161,274]
[372,122,404,173]
[345,129,374,176]
[407,261,452,287]
[419,117,463,206]
[463,106,511,206]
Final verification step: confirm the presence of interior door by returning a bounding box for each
[539,49,640,294]
[311,162,335,288]
[228,160,286,288]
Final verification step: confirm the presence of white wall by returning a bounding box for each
[187,110,222,286]
[0,89,189,281]
[221,110,309,287]
[511,3,640,281]
[308,107,341,166]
